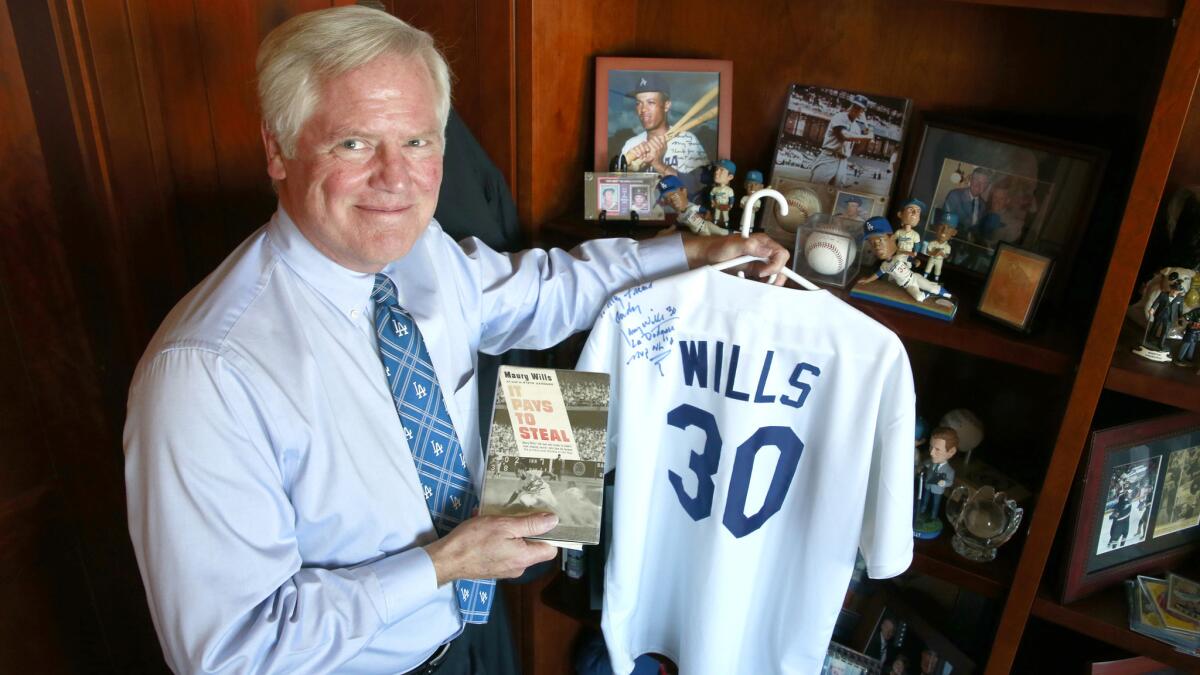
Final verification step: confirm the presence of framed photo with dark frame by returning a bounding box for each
[976,243,1054,332]
[1060,413,1200,604]
[822,641,882,675]
[851,590,975,675]
[904,118,1105,288]
[593,57,732,176]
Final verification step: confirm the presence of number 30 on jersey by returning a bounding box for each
[666,403,803,538]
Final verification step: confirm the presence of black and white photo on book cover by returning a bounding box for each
[479,366,609,548]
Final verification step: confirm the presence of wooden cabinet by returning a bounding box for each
[510,1,1200,673]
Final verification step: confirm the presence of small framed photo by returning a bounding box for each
[905,118,1105,285]
[852,590,975,675]
[976,243,1053,332]
[582,172,663,222]
[822,642,881,675]
[594,57,732,176]
[1060,413,1200,603]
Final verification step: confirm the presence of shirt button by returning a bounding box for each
[350,309,360,319]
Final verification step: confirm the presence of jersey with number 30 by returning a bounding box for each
[577,267,914,675]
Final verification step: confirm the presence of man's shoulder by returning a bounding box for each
[142,227,280,360]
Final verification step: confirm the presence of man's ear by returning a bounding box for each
[262,122,287,181]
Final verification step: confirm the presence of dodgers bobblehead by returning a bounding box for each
[578,268,915,675]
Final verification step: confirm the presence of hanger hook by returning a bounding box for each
[741,188,788,238]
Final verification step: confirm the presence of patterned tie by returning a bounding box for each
[371,273,494,624]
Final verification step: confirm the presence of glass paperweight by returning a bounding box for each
[944,484,1024,562]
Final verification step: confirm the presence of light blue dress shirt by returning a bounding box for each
[124,209,687,674]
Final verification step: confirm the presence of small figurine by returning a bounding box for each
[658,175,728,236]
[893,199,925,255]
[709,159,737,229]
[915,426,959,539]
[860,216,953,303]
[740,169,766,228]
[1175,307,1200,366]
[1134,279,1185,361]
[923,213,958,282]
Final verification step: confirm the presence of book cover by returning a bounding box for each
[479,366,609,548]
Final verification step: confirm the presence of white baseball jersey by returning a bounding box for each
[577,267,914,675]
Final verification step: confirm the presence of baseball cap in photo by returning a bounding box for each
[848,94,870,109]
[626,73,671,98]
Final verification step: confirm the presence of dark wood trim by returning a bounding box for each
[986,3,1200,672]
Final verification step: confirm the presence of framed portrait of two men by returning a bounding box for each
[905,118,1106,288]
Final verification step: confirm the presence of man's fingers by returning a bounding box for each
[508,512,559,537]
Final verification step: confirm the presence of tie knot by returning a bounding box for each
[372,273,398,307]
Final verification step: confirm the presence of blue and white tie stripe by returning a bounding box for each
[372,273,494,624]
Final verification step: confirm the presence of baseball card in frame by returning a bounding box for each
[594,57,732,177]
[1060,413,1200,603]
[583,172,663,222]
[762,84,912,247]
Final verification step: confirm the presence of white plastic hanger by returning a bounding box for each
[710,188,819,290]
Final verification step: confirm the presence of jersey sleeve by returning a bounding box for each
[859,339,916,579]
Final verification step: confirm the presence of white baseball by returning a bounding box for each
[804,232,856,276]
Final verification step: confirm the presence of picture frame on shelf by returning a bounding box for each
[904,118,1105,288]
[1060,413,1200,604]
[851,590,975,675]
[821,641,881,675]
[976,243,1054,332]
[593,57,732,177]
[583,172,664,222]
[761,84,912,247]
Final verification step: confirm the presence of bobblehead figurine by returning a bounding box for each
[710,159,737,229]
[915,426,959,539]
[893,198,925,255]
[740,169,766,226]
[859,216,953,303]
[1134,279,1185,362]
[1176,307,1200,367]
[658,175,728,236]
[923,212,958,282]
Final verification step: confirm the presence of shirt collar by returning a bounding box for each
[266,207,376,320]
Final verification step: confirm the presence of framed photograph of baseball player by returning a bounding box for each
[976,243,1054,332]
[583,172,663,222]
[905,118,1105,286]
[852,590,975,675]
[761,84,912,247]
[594,57,732,180]
[1060,413,1200,604]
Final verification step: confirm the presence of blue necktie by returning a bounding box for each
[371,273,494,624]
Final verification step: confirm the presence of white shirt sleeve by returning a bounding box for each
[125,348,441,674]
[859,340,916,579]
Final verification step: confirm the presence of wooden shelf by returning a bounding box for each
[830,286,1079,376]
[909,533,1018,600]
[1031,584,1200,671]
[1106,325,1200,412]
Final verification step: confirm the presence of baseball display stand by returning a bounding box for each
[792,213,864,289]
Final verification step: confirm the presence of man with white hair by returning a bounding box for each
[123,6,787,674]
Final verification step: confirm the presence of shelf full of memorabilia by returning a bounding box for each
[510,1,1200,673]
